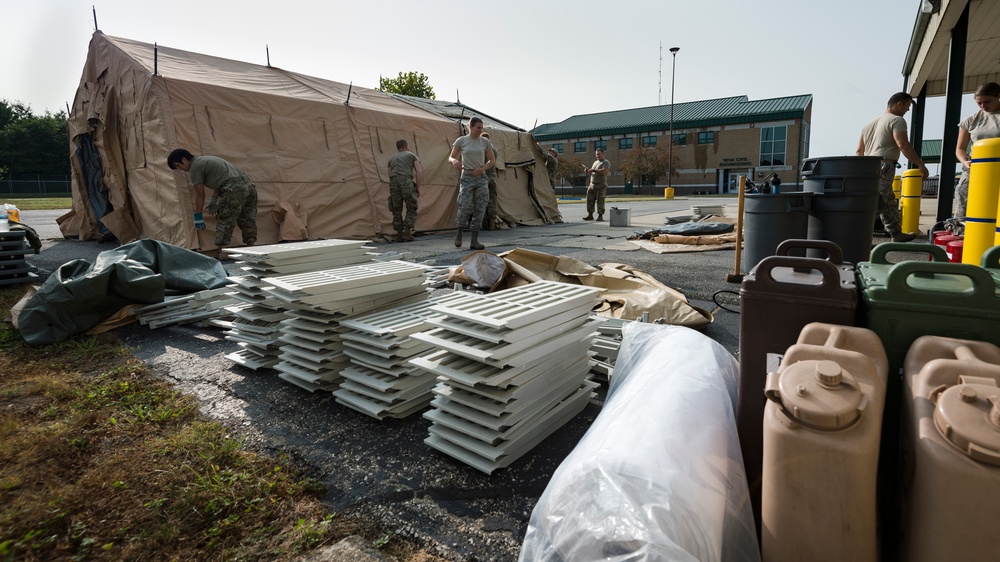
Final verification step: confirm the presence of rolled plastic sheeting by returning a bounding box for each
[519,323,759,562]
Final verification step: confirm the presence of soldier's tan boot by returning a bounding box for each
[454,227,464,248]
[403,227,415,241]
[470,230,484,251]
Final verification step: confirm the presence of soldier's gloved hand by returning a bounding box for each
[414,183,420,196]
[193,212,206,230]
[206,198,219,216]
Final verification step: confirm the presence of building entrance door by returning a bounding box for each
[724,169,750,193]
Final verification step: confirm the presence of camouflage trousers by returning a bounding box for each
[389,176,418,231]
[456,173,489,231]
[954,166,970,220]
[212,178,257,246]
[877,161,903,234]
[482,179,497,229]
[587,184,608,215]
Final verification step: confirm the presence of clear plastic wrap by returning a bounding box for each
[519,323,759,562]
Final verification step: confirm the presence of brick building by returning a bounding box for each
[533,94,813,195]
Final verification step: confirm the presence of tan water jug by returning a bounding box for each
[761,323,887,562]
[901,336,1000,562]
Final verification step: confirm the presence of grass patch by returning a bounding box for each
[0,286,443,561]
[3,198,72,211]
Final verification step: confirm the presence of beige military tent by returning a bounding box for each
[61,32,562,248]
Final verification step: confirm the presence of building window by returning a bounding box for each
[574,141,587,153]
[760,125,787,166]
[673,133,687,146]
[801,124,810,159]
[642,136,657,147]
[698,131,714,144]
[552,143,563,154]
[595,139,607,151]
[619,138,633,150]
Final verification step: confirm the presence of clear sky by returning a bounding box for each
[1,0,976,172]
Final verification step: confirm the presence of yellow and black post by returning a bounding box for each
[963,138,1000,264]
[900,169,922,235]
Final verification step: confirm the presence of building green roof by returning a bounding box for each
[532,94,813,141]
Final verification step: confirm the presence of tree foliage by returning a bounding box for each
[618,144,678,190]
[554,155,588,187]
[0,99,69,177]
[378,72,436,99]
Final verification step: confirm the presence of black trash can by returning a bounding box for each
[801,156,882,264]
[742,192,811,274]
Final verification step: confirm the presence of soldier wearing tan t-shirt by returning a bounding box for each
[856,92,928,242]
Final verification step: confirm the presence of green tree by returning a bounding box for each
[378,72,436,99]
[555,155,588,187]
[0,99,69,176]
[618,144,677,194]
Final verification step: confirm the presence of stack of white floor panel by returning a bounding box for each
[132,285,243,329]
[334,292,479,419]
[410,281,604,474]
[264,260,431,392]
[222,240,374,370]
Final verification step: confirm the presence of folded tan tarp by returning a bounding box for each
[448,248,713,329]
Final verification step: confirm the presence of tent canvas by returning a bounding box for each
[62,32,561,249]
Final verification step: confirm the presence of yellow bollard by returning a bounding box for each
[664,187,675,200]
[963,138,1000,264]
[892,175,901,206]
[900,169,922,235]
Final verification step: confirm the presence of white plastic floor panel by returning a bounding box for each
[409,338,593,388]
[411,318,601,368]
[224,348,279,370]
[342,347,414,370]
[341,337,432,360]
[428,281,601,330]
[314,288,428,316]
[278,372,339,393]
[428,302,594,344]
[339,375,436,404]
[341,364,436,393]
[348,358,410,378]
[228,239,370,262]
[430,364,588,432]
[424,381,596,474]
[234,306,289,323]
[276,360,346,384]
[280,344,346,366]
[278,333,344,352]
[435,355,591,412]
[266,261,428,296]
[240,253,372,276]
[333,388,432,419]
[337,291,476,336]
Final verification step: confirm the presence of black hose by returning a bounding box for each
[712,289,740,314]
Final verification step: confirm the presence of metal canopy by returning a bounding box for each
[903,0,1000,96]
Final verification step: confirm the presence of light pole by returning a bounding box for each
[667,47,679,197]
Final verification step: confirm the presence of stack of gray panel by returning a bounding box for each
[0,230,39,286]
[410,281,603,474]
[335,292,479,419]
[132,285,242,329]
[264,260,430,392]
[222,240,374,370]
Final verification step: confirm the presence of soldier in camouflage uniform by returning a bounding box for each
[538,143,559,187]
[481,132,499,230]
[448,117,495,250]
[167,148,258,248]
[387,140,423,242]
[584,149,610,221]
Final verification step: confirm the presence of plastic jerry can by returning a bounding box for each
[900,336,1000,562]
[761,323,887,562]
[738,246,858,537]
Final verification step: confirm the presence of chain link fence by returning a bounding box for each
[0,174,72,196]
